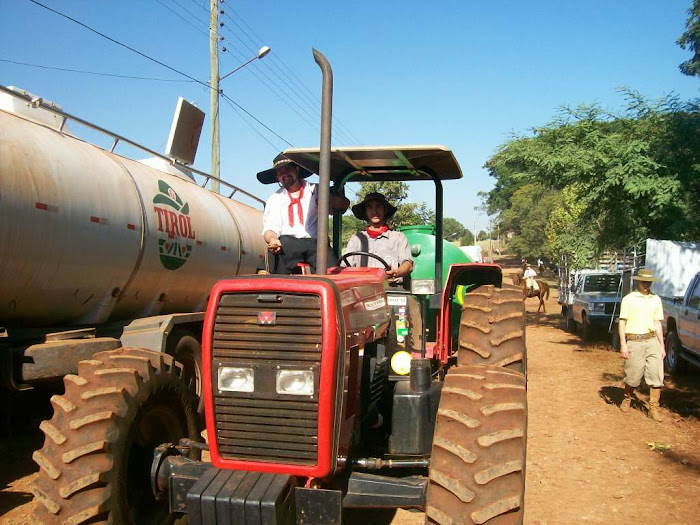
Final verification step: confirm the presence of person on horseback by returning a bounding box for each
[524,263,538,297]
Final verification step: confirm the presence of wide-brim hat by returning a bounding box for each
[633,268,659,282]
[256,154,312,185]
[351,192,398,222]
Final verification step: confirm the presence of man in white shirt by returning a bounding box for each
[523,264,538,296]
[257,154,348,274]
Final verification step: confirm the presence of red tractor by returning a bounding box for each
[32,50,526,525]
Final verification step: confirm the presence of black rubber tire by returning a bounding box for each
[426,365,527,525]
[458,284,526,374]
[32,348,199,524]
[167,331,204,423]
[665,330,687,375]
[580,314,591,342]
[611,328,621,351]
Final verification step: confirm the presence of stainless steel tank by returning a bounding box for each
[0,109,266,326]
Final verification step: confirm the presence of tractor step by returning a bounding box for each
[343,471,427,509]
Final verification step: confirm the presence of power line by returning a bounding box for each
[155,0,209,38]
[27,0,210,89]
[167,0,210,28]
[26,0,293,155]
[186,0,360,145]
[221,3,362,145]
[221,92,293,148]
[0,58,196,82]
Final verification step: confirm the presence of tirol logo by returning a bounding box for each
[153,180,196,270]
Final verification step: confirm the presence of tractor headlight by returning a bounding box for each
[590,302,606,313]
[411,279,435,295]
[391,350,412,375]
[276,369,314,396]
[218,366,254,393]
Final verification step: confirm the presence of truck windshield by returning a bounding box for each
[584,274,621,293]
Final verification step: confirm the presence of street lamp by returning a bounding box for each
[220,46,271,82]
[210,43,271,193]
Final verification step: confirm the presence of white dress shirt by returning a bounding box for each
[262,181,318,239]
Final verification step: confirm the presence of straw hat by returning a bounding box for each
[632,268,659,282]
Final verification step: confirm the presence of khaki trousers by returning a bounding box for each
[624,337,664,388]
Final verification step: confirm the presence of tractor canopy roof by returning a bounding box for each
[279,145,463,185]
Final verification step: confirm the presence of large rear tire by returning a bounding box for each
[32,348,199,524]
[458,285,526,374]
[426,365,527,525]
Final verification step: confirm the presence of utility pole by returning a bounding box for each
[210,0,220,193]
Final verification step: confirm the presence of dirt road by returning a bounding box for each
[2,270,699,524]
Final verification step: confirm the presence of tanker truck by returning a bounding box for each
[0,84,266,414]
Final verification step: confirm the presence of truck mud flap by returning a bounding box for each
[186,468,296,525]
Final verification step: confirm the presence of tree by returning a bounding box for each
[354,181,435,227]
[460,230,475,246]
[337,181,435,245]
[678,0,700,77]
[483,91,700,262]
[442,217,467,241]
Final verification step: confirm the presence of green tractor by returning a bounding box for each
[32,50,526,525]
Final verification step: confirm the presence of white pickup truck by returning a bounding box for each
[663,271,700,373]
[560,270,621,341]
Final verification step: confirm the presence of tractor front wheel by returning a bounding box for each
[458,284,526,374]
[426,365,527,524]
[32,348,199,524]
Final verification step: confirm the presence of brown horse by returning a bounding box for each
[522,278,550,313]
[511,273,523,286]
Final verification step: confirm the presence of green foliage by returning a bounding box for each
[484,91,700,263]
[354,181,435,227]
[442,217,467,240]
[678,0,700,76]
[460,230,475,246]
[499,183,559,259]
[338,181,435,245]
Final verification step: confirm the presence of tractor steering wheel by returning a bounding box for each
[338,251,391,271]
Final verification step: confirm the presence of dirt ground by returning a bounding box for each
[1,263,699,524]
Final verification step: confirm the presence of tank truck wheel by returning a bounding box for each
[31,347,199,525]
[425,365,527,525]
[168,331,204,424]
[458,284,526,374]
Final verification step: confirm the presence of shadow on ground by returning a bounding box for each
[599,375,700,420]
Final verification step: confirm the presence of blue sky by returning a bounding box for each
[1,0,698,235]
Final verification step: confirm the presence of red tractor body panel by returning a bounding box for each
[436,263,503,363]
[202,268,390,478]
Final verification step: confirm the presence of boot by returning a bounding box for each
[620,384,634,412]
[648,387,663,422]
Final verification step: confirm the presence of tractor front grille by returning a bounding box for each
[212,292,322,465]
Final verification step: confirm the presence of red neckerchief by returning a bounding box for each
[366,225,389,239]
[287,182,305,227]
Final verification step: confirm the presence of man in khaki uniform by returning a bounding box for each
[618,269,666,421]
